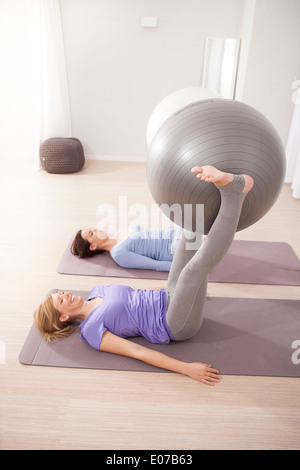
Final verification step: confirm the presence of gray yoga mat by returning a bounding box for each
[57,239,300,285]
[19,291,300,377]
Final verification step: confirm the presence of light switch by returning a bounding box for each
[140,17,158,28]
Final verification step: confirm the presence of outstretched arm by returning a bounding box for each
[99,331,221,386]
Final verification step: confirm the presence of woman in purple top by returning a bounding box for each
[34,166,254,386]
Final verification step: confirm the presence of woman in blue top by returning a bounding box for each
[34,166,254,385]
[71,224,182,271]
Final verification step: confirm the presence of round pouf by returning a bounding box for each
[147,97,286,233]
[40,137,85,174]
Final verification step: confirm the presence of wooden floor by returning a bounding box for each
[0,157,300,450]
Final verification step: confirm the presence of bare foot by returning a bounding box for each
[191,165,254,194]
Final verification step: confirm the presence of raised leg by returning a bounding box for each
[166,165,254,341]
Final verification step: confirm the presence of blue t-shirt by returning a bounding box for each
[79,285,174,350]
[110,226,175,271]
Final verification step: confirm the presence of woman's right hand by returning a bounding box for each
[185,362,222,385]
[100,331,222,386]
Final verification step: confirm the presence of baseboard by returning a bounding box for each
[0,152,35,159]
[85,154,147,163]
[0,152,147,163]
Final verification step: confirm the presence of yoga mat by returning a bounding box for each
[19,290,300,378]
[209,240,300,286]
[57,239,300,285]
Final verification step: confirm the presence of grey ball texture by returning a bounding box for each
[147,99,286,233]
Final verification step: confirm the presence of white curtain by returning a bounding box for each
[285,99,300,199]
[30,0,72,164]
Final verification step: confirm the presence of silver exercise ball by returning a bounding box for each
[146,88,286,233]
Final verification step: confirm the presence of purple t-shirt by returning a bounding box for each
[79,285,174,350]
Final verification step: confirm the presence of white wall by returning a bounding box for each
[0,0,299,161]
[240,0,300,146]
[60,0,244,160]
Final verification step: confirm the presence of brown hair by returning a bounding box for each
[34,295,78,341]
[70,230,106,258]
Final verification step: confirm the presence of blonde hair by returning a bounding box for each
[34,295,77,341]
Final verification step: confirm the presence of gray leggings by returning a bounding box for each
[166,175,246,341]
